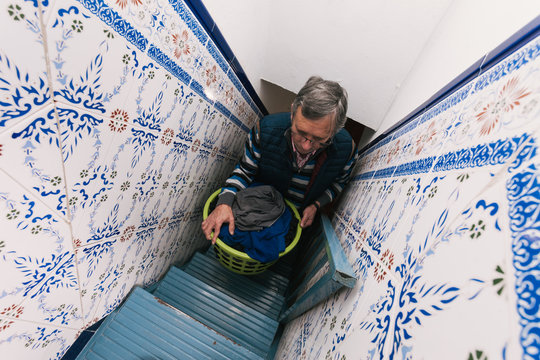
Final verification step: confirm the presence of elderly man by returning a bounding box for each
[202,76,357,244]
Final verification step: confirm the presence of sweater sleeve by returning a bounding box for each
[216,122,261,207]
[314,140,357,207]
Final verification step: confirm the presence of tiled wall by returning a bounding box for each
[275,26,540,360]
[0,0,261,358]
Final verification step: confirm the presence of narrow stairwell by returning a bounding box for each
[76,247,292,359]
[73,215,356,359]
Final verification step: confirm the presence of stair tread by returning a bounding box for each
[153,267,279,357]
[183,252,285,320]
[76,287,260,360]
[204,247,290,295]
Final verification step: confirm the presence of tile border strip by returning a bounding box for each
[359,15,540,157]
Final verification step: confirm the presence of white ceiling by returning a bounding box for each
[202,0,539,132]
[202,0,453,130]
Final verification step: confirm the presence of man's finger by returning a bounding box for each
[300,214,308,228]
[228,217,235,235]
[211,229,218,245]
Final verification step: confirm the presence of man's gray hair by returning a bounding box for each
[292,76,348,135]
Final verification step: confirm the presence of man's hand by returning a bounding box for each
[300,203,318,228]
[201,204,235,244]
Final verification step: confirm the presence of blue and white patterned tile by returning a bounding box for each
[0,103,69,219]
[152,0,210,88]
[367,135,396,174]
[336,180,367,232]
[0,0,51,134]
[338,248,402,360]
[218,122,248,159]
[227,71,261,129]
[45,0,147,124]
[441,35,540,156]
[75,231,149,325]
[103,0,209,87]
[332,180,361,223]
[353,149,378,181]
[388,82,475,180]
[348,177,403,254]
[0,318,79,360]
[213,71,258,130]
[380,169,500,283]
[167,91,212,146]
[378,115,421,172]
[68,120,165,245]
[275,231,395,360]
[55,102,120,225]
[503,153,539,360]
[168,217,204,265]
[388,177,519,360]
[0,172,82,329]
[119,45,200,141]
[139,219,181,280]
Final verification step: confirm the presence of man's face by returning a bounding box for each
[291,106,333,155]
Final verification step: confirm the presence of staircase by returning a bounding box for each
[75,248,292,359]
[74,215,356,360]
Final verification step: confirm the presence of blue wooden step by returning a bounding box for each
[204,247,290,296]
[182,252,285,320]
[76,287,260,360]
[153,266,279,358]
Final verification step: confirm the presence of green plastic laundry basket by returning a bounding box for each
[203,188,302,275]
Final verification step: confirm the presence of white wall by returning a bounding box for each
[202,0,452,130]
[376,0,540,138]
[202,0,539,136]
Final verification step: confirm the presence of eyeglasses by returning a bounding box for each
[289,127,333,148]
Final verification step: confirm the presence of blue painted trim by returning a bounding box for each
[479,14,540,75]
[359,14,540,156]
[353,170,375,181]
[320,215,356,285]
[279,215,356,323]
[184,0,269,115]
[373,166,396,179]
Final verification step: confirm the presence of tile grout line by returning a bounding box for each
[0,167,69,226]
[0,313,82,332]
[52,97,242,164]
[36,0,86,332]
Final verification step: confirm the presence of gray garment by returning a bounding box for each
[232,185,285,231]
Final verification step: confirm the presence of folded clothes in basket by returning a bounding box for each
[219,207,291,263]
[232,185,285,231]
[218,185,291,263]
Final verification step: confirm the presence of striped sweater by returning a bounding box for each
[218,119,356,209]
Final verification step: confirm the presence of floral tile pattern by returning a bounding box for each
[0,171,82,329]
[0,0,51,134]
[0,104,69,219]
[276,33,540,360]
[0,0,262,357]
[0,318,79,360]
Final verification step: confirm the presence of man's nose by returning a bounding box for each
[301,141,314,152]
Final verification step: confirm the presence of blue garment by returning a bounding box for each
[219,206,292,263]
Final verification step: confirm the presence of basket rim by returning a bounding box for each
[203,188,302,261]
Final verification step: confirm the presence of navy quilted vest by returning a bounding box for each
[255,112,354,208]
